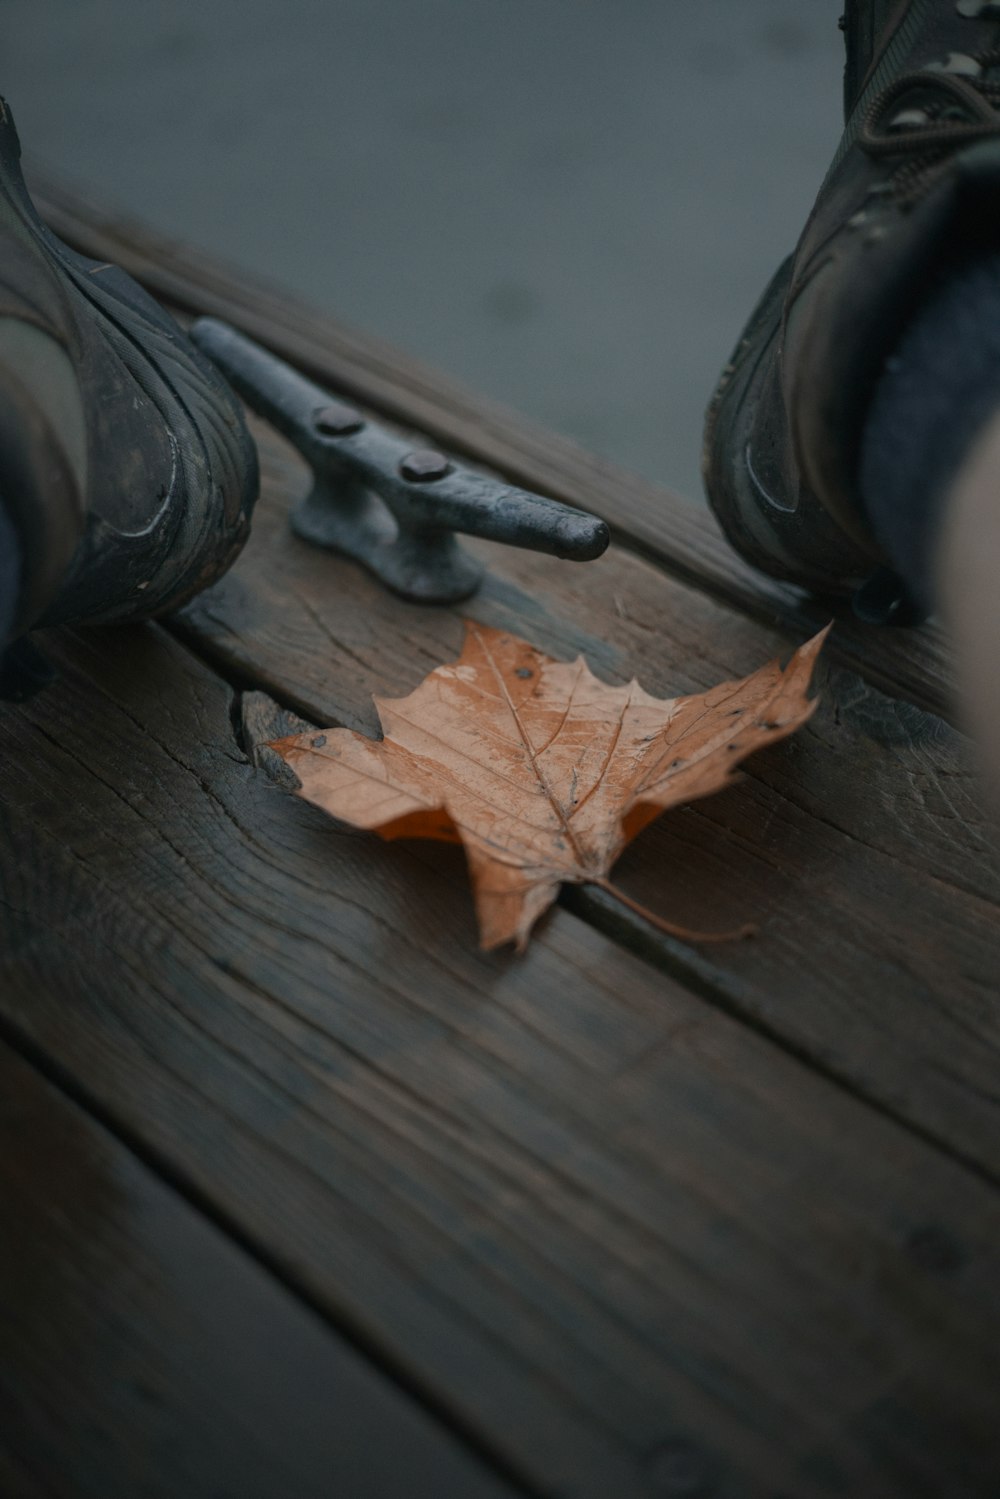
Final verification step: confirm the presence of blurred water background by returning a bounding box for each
[4,0,842,501]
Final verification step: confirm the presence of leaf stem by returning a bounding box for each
[590,877,756,945]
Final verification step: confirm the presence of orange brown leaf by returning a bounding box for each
[270,622,828,951]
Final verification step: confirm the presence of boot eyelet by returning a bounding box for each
[956,0,1000,18]
[887,106,931,132]
[926,52,982,76]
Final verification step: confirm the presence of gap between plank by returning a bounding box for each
[0,1005,543,1499]
[162,617,1000,1205]
[30,175,955,727]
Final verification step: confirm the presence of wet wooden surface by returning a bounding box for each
[0,1040,516,1499]
[1,182,999,1497]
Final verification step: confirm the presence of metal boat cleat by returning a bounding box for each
[191,318,610,604]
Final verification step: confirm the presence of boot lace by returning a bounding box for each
[860,50,1000,198]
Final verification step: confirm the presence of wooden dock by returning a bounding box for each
[1,180,998,1498]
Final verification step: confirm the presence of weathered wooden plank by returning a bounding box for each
[0,1043,519,1499]
[3,621,1000,1497]
[31,172,955,721]
[175,416,1000,1185]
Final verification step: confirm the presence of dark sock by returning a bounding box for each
[0,494,22,647]
[859,249,1000,616]
[0,508,54,702]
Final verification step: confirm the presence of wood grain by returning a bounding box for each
[4,624,1000,1496]
[30,171,956,722]
[174,416,1000,1185]
[0,1042,517,1499]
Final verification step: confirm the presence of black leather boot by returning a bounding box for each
[703,1,1000,606]
[0,96,258,668]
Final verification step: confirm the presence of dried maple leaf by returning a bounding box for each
[270,622,828,951]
